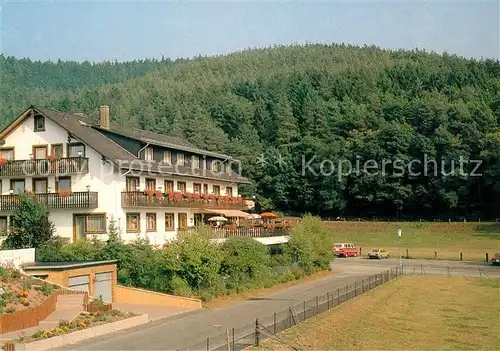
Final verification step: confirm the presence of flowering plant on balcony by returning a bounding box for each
[169,191,183,202]
[156,190,163,199]
[192,192,201,200]
[145,189,154,197]
[208,193,216,200]
[58,191,71,198]
[0,158,7,166]
[218,195,230,203]
[202,193,210,201]
[184,192,194,199]
[46,155,56,161]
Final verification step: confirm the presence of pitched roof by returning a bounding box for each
[0,106,250,184]
[92,124,234,160]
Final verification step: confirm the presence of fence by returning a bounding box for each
[181,267,403,351]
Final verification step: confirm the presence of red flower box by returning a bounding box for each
[146,189,154,197]
[0,158,7,166]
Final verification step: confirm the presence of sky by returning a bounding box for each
[1,1,498,62]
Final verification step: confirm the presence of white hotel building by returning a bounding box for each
[0,106,251,245]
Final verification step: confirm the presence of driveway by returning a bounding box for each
[59,259,499,350]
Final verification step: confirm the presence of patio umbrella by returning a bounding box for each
[207,216,228,222]
[247,214,261,219]
[260,212,278,218]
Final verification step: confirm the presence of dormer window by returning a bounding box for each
[177,152,185,166]
[144,147,154,161]
[34,115,45,132]
[211,159,220,172]
[163,150,172,164]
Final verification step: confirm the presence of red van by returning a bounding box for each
[333,243,358,257]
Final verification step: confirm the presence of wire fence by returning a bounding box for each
[180,267,403,351]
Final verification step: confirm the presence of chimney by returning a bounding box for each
[99,105,110,129]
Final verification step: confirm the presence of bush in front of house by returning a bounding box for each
[36,216,331,300]
[2,193,55,249]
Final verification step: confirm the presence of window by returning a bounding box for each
[226,187,233,197]
[68,143,85,157]
[85,214,106,233]
[165,213,175,231]
[145,178,156,191]
[34,115,45,132]
[178,213,187,229]
[126,177,140,191]
[144,147,154,161]
[56,177,71,193]
[163,150,172,164]
[192,156,201,169]
[146,213,156,232]
[165,180,174,193]
[203,184,208,194]
[0,148,14,160]
[33,146,47,159]
[177,181,186,193]
[10,179,25,194]
[0,216,7,236]
[33,178,48,194]
[194,213,203,226]
[211,160,220,172]
[177,153,185,166]
[213,185,220,196]
[52,144,64,158]
[126,213,140,232]
[193,183,201,194]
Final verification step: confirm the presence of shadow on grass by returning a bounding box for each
[474,223,500,238]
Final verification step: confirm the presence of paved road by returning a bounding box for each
[60,259,499,351]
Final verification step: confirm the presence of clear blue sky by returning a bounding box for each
[1,0,498,62]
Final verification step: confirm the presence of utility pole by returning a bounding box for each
[398,228,402,270]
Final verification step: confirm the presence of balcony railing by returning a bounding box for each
[0,192,98,210]
[121,191,247,210]
[179,227,291,239]
[0,157,89,177]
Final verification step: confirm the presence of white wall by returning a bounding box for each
[0,248,35,268]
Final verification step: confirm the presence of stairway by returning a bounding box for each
[38,294,85,329]
[0,294,85,343]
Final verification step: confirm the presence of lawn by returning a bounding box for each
[256,276,500,350]
[324,221,500,261]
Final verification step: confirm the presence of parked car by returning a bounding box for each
[332,243,358,257]
[492,253,500,266]
[368,248,390,259]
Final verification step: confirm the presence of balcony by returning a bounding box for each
[121,191,247,210]
[179,226,291,239]
[0,157,89,177]
[0,192,98,210]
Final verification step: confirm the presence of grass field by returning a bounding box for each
[257,276,500,351]
[324,221,500,261]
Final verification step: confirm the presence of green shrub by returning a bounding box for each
[0,298,5,307]
[11,269,20,279]
[41,282,53,296]
[220,237,272,289]
[169,275,192,297]
[284,215,333,273]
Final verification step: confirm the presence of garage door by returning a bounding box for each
[68,275,90,293]
[94,272,112,303]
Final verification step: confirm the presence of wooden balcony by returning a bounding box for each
[0,157,89,177]
[121,191,247,210]
[0,192,98,210]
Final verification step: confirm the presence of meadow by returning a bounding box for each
[324,221,500,261]
[257,276,500,350]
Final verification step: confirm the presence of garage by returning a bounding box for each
[69,274,90,293]
[94,272,113,302]
[23,260,117,302]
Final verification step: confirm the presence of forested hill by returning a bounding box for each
[2,44,500,219]
[0,55,172,122]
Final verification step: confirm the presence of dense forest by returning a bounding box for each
[1,45,499,219]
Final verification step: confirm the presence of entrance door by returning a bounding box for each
[178,213,187,229]
[194,213,203,226]
[74,215,86,241]
[94,272,113,302]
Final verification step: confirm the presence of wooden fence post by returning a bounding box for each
[486,253,489,262]
[273,313,276,334]
[207,337,210,351]
[460,252,463,261]
[254,318,260,347]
